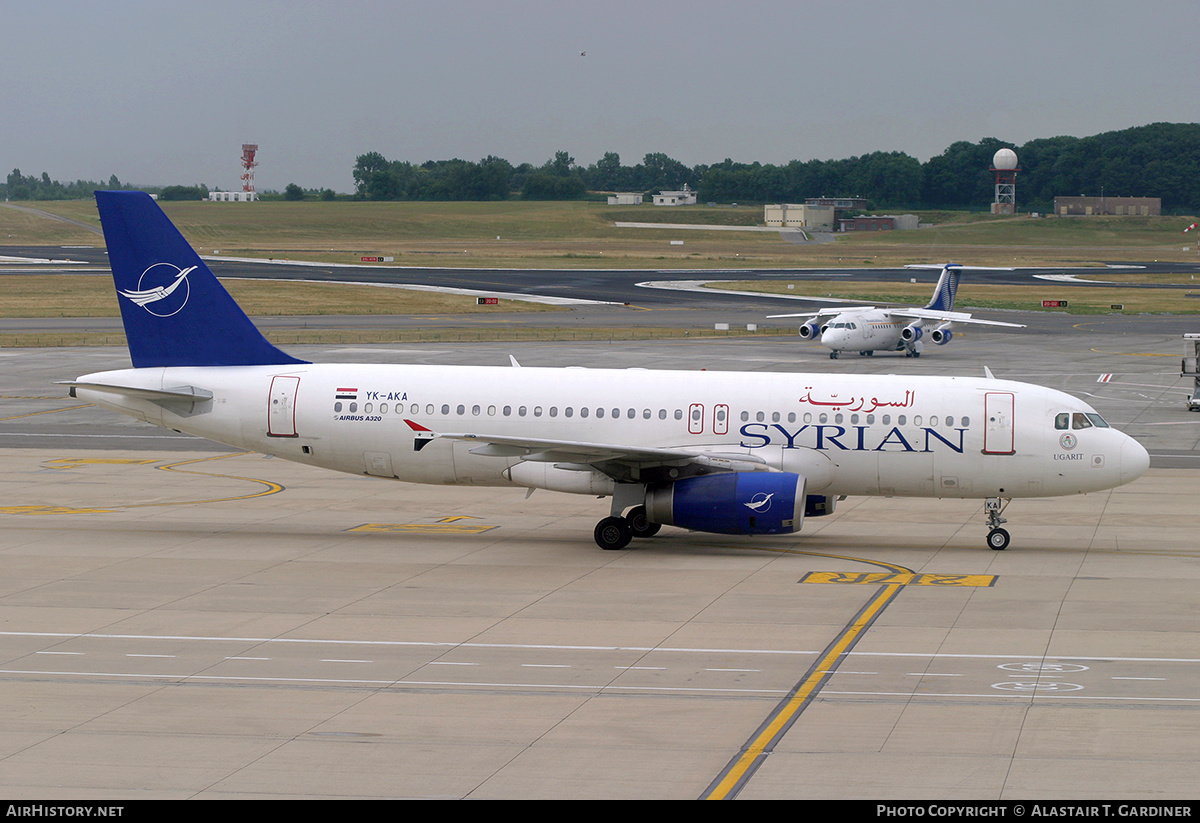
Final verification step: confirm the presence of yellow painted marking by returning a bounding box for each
[349,522,497,534]
[128,454,285,506]
[46,458,159,468]
[12,454,287,514]
[0,404,93,421]
[0,506,115,515]
[1086,348,1174,357]
[704,580,902,799]
[800,571,996,587]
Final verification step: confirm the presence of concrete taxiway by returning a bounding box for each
[2,325,1200,799]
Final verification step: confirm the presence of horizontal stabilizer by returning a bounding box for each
[59,381,213,402]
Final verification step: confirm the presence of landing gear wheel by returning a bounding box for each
[987,528,1010,551]
[594,516,633,550]
[626,506,661,538]
[829,351,839,360]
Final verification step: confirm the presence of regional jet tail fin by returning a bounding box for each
[904,264,1013,313]
[95,190,308,369]
[923,264,962,312]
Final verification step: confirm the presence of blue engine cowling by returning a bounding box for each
[798,321,822,340]
[901,323,923,342]
[930,326,953,345]
[645,472,805,535]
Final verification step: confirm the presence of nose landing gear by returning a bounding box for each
[985,497,1011,550]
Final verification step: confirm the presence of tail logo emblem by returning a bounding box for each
[118,263,195,317]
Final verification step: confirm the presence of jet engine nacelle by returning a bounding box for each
[645,472,805,535]
[901,323,923,342]
[930,325,953,345]
[798,321,821,340]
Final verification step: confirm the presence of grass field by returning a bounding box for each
[0,275,560,318]
[4,199,1200,346]
[5,199,1200,270]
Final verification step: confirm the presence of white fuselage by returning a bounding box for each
[820,310,910,354]
[75,363,1149,501]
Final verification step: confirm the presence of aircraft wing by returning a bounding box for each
[404,420,768,474]
[886,308,1025,328]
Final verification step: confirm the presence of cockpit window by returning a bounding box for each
[1056,411,1111,430]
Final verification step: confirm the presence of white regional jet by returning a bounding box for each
[66,192,1148,552]
[769,264,1025,359]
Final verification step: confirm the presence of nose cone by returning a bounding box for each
[1120,435,1150,485]
[821,328,847,349]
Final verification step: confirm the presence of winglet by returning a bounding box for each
[95,191,307,368]
[404,419,437,452]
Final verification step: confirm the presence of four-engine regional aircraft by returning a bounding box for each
[769,264,1026,358]
[65,192,1148,552]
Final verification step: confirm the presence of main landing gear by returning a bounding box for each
[985,497,1011,550]
[594,505,661,550]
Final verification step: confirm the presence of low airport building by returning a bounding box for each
[764,203,835,230]
[1053,196,1160,216]
[607,193,644,205]
[208,191,258,202]
[838,214,919,232]
[653,185,697,206]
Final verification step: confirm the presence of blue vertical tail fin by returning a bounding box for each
[923,264,961,312]
[96,190,307,368]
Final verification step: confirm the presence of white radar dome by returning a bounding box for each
[993,148,1018,169]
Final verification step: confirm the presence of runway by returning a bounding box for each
[6,244,1200,335]
[2,325,1200,798]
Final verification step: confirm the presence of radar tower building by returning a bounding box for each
[991,148,1018,215]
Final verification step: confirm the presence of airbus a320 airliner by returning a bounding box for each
[66,192,1149,551]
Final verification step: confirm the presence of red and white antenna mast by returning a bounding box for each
[240,143,259,194]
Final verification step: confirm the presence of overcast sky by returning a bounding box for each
[6,0,1197,193]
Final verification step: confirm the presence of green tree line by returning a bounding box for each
[6,123,1198,211]
[2,170,211,202]
[353,123,1200,212]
